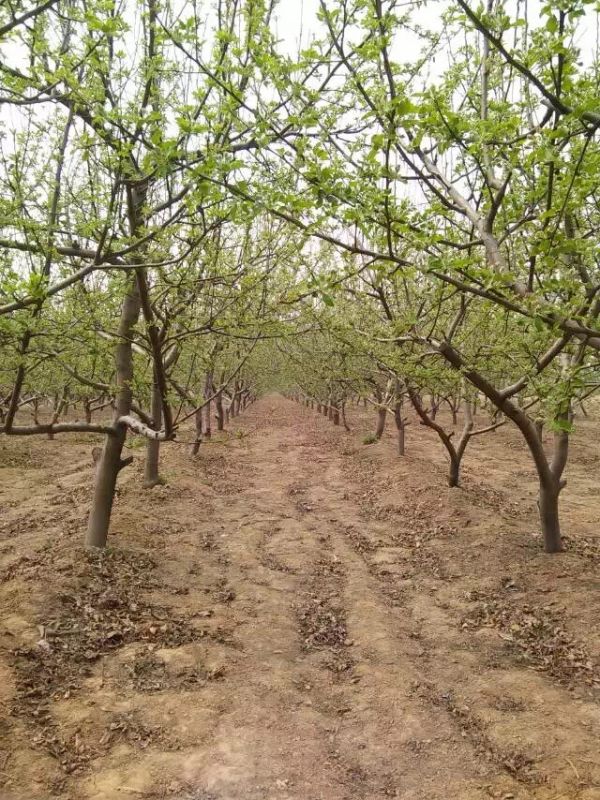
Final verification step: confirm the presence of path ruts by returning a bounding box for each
[180,396,527,800]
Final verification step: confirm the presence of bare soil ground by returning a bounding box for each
[1,394,599,800]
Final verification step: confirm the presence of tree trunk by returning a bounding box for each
[48,387,68,440]
[394,403,406,456]
[203,372,213,440]
[375,406,387,439]
[191,407,202,456]
[447,399,474,487]
[86,275,141,548]
[434,339,567,551]
[216,391,224,431]
[408,386,471,488]
[341,402,351,432]
[536,407,569,553]
[144,367,162,488]
[87,429,129,546]
[333,407,340,426]
[448,454,461,488]
[538,478,562,554]
[144,437,161,487]
[233,388,241,417]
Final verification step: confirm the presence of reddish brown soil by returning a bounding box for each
[0,394,599,800]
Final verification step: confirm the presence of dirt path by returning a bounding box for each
[1,395,600,799]
[179,398,506,800]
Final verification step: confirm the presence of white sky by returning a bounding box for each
[271,0,598,67]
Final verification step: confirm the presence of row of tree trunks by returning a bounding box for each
[289,392,347,429]
[191,380,254,457]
